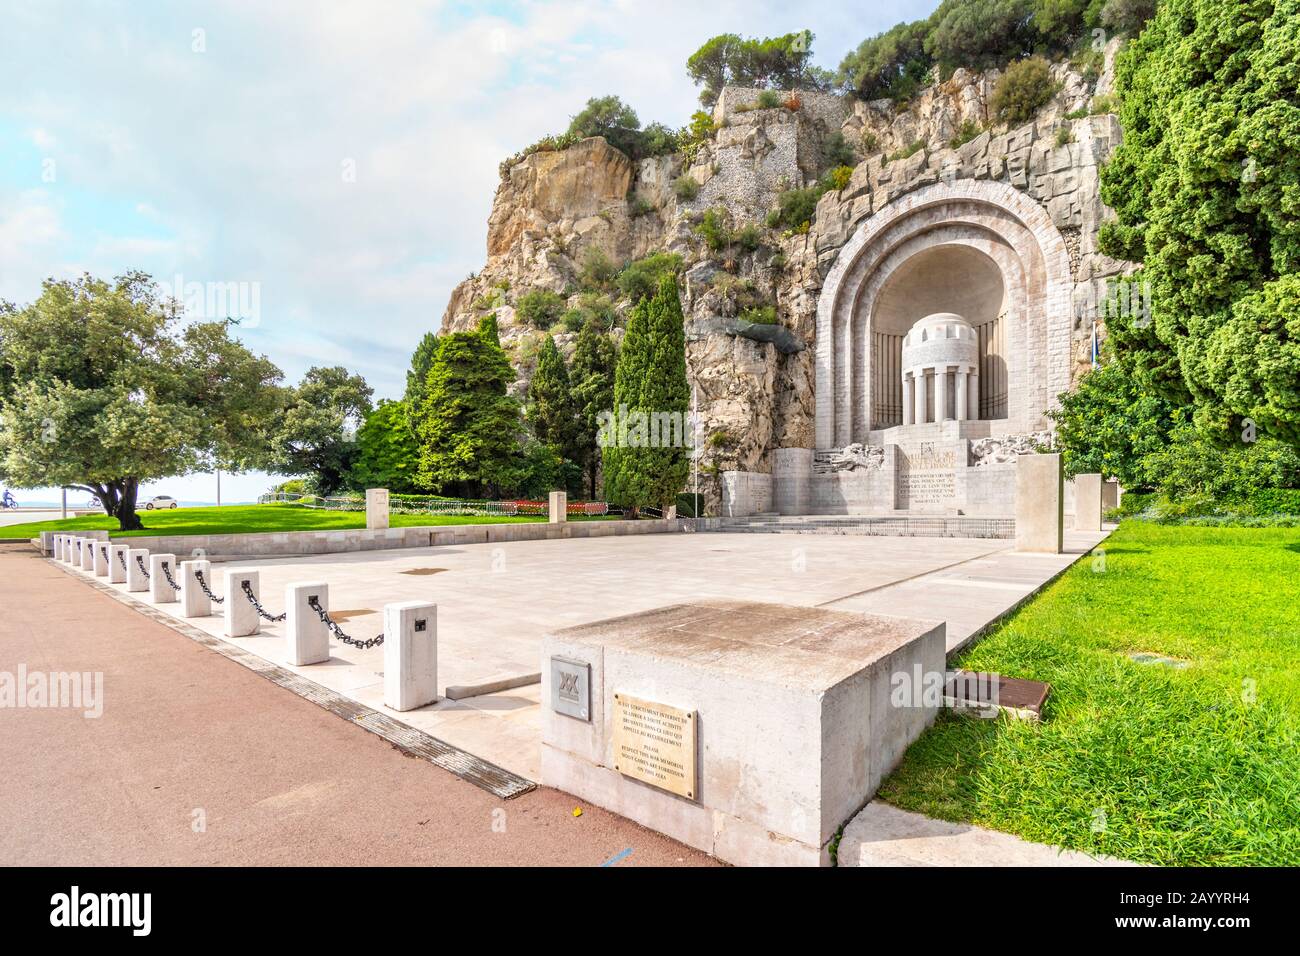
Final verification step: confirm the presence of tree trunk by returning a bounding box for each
[113,478,144,531]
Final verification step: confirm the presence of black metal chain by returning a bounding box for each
[193,569,225,604]
[161,562,182,592]
[241,580,286,622]
[135,554,151,580]
[307,596,384,649]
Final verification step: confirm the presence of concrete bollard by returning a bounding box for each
[39,531,55,555]
[179,559,212,618]
[108,544,130,584]
[126,548,150,592]
[149,553,178,603]
[53,535,65,561]
[223,569,262,638]
[80,537,97,571]
[93,541,110,577]
[1015,454,1064,554]
[383,601,438,711]
[1074,473,1103,533]
[549,490,567,523]
[62,536,75,564]
[286,582,330,665]
[366,487,390,531]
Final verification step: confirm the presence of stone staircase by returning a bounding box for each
[714,513,1014,539]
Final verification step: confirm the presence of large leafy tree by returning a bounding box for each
[687,31,822,108]
[602,275,690,511]
[1099,0,1300,445]
[404,331,439,409]
[570,323,617,498]
[527,334,582,479]
[0,272,284,529]
[349,398,423,494]
[415,316,522,496]
[273,365,372,496]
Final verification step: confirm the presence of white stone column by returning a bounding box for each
[286,582,330,665]
[179,559,213,618]
[224,569,262,638]
[901,373,914,426]
[80,538,96,571]
[956,371,969,421]
[126,549,150,592]
[549,490,567,523]
[92,541,110,577]
[365,488,390,530]
[913,369,927,425]
[968,372,979,421]
[383,601,438,711]
[1015,454,1063,553]
[1074,473,1103,532]
[936,366,950,422]
[109,544,130,584]
[149,554,178,603]
[53,535,64,561]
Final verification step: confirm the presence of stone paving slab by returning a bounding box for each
[839,801,1139,867]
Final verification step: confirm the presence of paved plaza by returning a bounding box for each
[65,527,1108,781]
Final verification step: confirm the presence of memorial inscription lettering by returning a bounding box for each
[611,693,697,799]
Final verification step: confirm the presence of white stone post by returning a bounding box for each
[383,601,438,711]
[224,569,262,638]
[53,535,64,561]
[1074,473,1103,532]
[901,374,914,426]
[62,537,75,564]
[1015,454,1063,554]
[549,490,567,523]
[109,544,130,584]
[936,366,950,422]
[126,549,150,592]
[956,371,969,421]
[179,559,213,618]
[366,488,390,531]
[286,582,330,665]
[149,554,178,603]
[80,538,96,571]
[92,541,110,577]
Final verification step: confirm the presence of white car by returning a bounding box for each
[144,495,179,510]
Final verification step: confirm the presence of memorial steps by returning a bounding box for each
[714,513,1015,539]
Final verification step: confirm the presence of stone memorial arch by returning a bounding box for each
[814,179,1073,448]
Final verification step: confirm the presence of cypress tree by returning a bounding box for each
[571,324,618,498]
[603,274,691,511]
[528,334,582,478]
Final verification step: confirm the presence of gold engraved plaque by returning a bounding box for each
[611,692,697,799]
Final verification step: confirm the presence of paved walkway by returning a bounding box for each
[0,544,713,866]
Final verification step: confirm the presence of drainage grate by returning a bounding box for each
[400,567,448,576]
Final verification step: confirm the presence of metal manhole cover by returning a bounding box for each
[401,567,449,576]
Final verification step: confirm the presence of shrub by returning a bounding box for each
[734,222,764,252]
[885,140,925,164]
[673,174,700,201]
[677,110,718,164]
[861,130,879,153]
[1089,92,1119,115]
[616,253,683,303]
[628,195,655,218]
[566,95,643,158]
[756,89,783,109]
[1055,126,1074,147]
[767,185,822,231]
[823,165,854,191]
[823,131,856,168]
[516,288,566,328]
[991,56,1058,125]
[949,120,982,148]
[638,122,678,157]
[837,19,933,102]
[578,246,617,292]
[1100,0,1157,35]
[694,206,733,252]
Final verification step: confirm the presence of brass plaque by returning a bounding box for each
[611,693,697,800]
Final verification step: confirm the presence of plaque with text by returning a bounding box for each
[611,693,697,799]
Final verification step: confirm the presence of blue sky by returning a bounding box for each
[1,0,936,505]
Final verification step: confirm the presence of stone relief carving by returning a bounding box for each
[969,431,1053,467]
[815,443,885,474]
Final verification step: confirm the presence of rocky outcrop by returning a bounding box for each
[437,42,1129,510]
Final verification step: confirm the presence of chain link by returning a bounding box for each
[193,569,225,604]
[161,562,182,592]
[241,580,286,622]
[135,554,151,580]
[307,596,384,649]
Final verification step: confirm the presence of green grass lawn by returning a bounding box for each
[879,522,1300,866]
[0,502,616,539]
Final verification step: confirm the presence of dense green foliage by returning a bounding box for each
[686,31,827,108]
[570,324,618,498]
[414,316,522,496]
[615,253,683,304]
[1099,0,1300,446]
[349,399,424,494]
[515,289,566,328]
[273,365,373,496]
[527,334,582,476]
[990,55,1058,124]
[404,331,439,409]
[0,272,285,529]
[602,275,691,510]
[881,522,1300,865]
[565,95,679,161]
